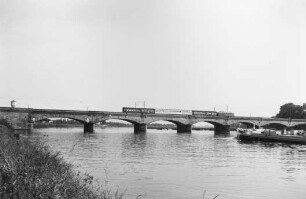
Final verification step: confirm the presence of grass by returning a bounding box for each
[203,190,219,199]
[0,126,124,199]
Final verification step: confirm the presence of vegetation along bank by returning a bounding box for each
[0,125,124,199]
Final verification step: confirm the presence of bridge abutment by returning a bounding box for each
[84,123,94,133]
[134,123,147,133]
[177,124,192,133]
[214,125,230,133]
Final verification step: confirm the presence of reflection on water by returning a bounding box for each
[28,127,306,199]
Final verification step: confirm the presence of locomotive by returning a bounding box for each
[122,107,234,117]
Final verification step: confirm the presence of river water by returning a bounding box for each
[28,127,306,199]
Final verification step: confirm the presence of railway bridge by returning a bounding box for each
[1,107,306,133]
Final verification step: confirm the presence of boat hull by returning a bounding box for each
[237,133,306,145]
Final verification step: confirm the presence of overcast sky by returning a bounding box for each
[1,0,306,117]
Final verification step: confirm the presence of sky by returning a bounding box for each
[0,0,306,117]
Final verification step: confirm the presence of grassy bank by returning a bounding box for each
[0,126,124,199]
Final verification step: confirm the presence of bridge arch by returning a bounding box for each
[288,123,306,130]
[229,121,259,129]
[153,120,185,126]
[148,119,190,133]
[191,121,214,130]
[97,118,147,133]
[145,117,192,133]
[191,120,230,133]
[99,118,140,126]
[32,116,87,124]
[147,117,188,125]
[148,120,177,129]
[32,114,101,133]
[261,122,288,130]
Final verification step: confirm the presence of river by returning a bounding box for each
[28,127,306,199]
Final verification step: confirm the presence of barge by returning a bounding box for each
[237,129,306,145]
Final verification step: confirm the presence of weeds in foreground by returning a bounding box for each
[0,129,124,199]
[203,190,220,199]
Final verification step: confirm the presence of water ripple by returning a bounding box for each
[29,128,306,199]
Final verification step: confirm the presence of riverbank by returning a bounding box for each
[0,126,124,199]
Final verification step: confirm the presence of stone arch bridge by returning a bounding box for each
[1,107,306,133]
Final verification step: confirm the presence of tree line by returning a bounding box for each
[275,103,306,119]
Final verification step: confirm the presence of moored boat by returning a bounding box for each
[237,129,306,145]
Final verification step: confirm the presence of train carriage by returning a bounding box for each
[217,111,235,117]
[122,107,155,114]
[141,108,155,114]
[155,109,192,115]
[192,110,218,116]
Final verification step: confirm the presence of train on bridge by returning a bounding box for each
[122,107,234,117]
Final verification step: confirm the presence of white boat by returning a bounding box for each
[237,128,265,135]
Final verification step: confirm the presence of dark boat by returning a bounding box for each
[237,129,306,145]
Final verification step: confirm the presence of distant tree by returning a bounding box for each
[276,103,305,119]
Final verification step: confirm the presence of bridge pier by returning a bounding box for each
[134,123,147,133]
[84,123,94,133]
[214,125,230,133]
[177,124,192,133]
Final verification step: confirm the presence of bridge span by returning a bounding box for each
[1,107,306,133]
